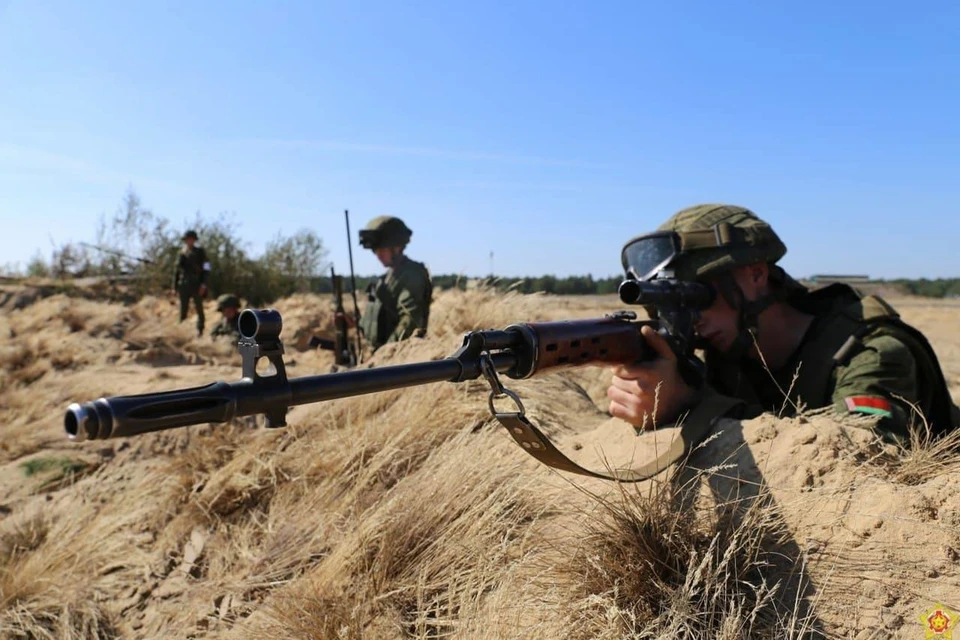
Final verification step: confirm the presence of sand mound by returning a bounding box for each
[1,285,958,639]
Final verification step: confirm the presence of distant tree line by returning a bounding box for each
[883,278,960,298]
[11,188,959,303]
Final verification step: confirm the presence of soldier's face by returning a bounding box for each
[223,307,238,320]
[694,264,770,352]
[373,247,397,267]
[694,293,740,352]
[184,238,196,248]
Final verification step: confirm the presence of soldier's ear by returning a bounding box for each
[748,262,769,289]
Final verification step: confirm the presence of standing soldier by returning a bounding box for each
[357,216,433,352]
[172,229,210,337]
[211,294,242,340]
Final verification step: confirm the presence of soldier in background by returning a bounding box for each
[210,294,242,340]
[172,230,210,337]
[357,216,433,353]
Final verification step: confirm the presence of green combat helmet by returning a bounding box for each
[621,204,805,359]
[358,216,413,249]
[216,294,240,311]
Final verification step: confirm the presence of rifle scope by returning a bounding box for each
[617,278,715,310]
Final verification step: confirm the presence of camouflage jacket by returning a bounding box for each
[697,283,958,443]
[173,246,210,291]
[359,255,433,351]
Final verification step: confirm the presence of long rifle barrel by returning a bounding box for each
[65,353,518,442]
[64,308,650,442]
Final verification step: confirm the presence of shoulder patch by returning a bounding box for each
[844,395,893,418]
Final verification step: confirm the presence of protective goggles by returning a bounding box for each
[358,229,381,249]
[620,223,750,281]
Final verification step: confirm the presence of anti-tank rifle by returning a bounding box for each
[64,278,718,482]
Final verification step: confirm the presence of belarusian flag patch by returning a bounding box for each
[844,396,893,418]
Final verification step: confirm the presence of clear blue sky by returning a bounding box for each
[1,0,957,279]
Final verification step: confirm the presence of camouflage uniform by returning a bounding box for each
[173,230,210,335]
[210,294,242,340]
[357,216,433,352]
[629,204,958,444]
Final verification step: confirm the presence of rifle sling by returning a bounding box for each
[486,382,745,483]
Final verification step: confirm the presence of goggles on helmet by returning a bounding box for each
[359,229,383,249]
[620,223,751,281]
[620,232,680,282]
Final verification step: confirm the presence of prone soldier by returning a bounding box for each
[210,294,242,340]
[608,204,959,444]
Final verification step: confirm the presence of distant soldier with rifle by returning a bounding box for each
[171,230,211,337]
[210,294,242,341]
[356,216,433,353]
[607,204,959,444]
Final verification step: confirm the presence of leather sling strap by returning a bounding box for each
[480,355,746,482]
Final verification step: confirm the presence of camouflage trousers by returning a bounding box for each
[179,288,205,334]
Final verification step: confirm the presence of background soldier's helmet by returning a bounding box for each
[656,204,787,281]
[358,216,413,249]
[182,229,198,241]
[216,294,240,311]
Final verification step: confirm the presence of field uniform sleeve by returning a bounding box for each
[387,269,430,342]
[200,248,210,285]
[831,333,921,442]
[173,253,183,289]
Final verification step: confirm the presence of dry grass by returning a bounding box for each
[860,412,960,486]
[561,471,817,640]
[0,504,139,639]
[0,284,958,638]
[242,427,545,640]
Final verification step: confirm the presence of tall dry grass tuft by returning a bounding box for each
[0,502,147,639]
[561,472,816,640]
[860,399,960,485]
[243,428,545,640]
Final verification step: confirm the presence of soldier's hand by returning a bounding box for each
[607,325,697,430]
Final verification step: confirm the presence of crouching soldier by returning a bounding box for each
[210,294,242,341]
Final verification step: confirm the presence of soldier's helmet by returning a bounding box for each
[621,204,787,282]
[359,216,413,249]
[216,293,240,311]
[182,229,198,241]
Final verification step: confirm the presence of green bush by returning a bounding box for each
[37,187,330,306]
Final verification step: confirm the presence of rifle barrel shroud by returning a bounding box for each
[64,279,715,482]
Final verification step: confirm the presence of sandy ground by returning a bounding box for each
[1,283,958,639]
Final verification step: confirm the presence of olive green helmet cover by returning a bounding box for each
[359,216,413,249]
[656,204,787,281]
[216,293,240,310]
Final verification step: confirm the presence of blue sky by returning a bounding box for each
[1,0,957,279]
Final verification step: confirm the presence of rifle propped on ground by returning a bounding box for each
[309,266,359,367]
[65,278,735,483]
